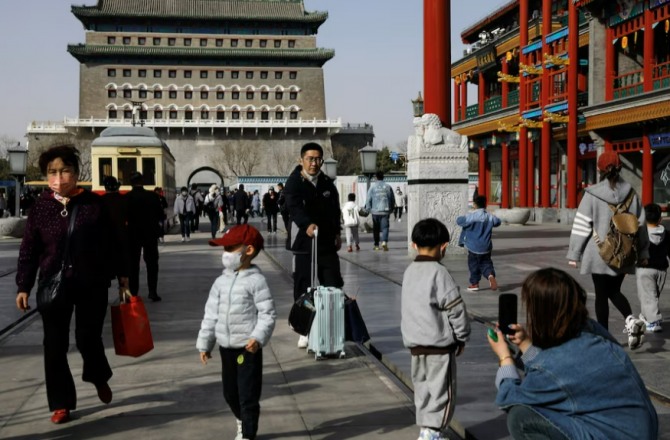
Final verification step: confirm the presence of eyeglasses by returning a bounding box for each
[303,156,323,165]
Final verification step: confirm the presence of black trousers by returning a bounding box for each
[280,211,289,231]
[293,251,344,301]
[591,273,632,330]
[266,212,277,232]
[190,207,201,231]
[236,209,249,225]
[220,347,263,440]
[40,280,112,411]
[129,236,159,297]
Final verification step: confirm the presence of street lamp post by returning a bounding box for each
[411,91,424,117]
[358,143,378,197]
[8,143,28,217]
[323,157,338,181]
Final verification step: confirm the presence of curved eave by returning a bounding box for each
[67,45,335,64]
[460,0,518,44]
[71,6,328,27]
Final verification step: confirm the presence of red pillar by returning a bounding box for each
[501,142,510,208]
[518,0,529,207]
[643,7,655,93]
[605,27,615,101]
[501,57,509,108]
[478,146,487,200]
[424,0,451,127]
[454,79,461,123]
[642,130,653,204]
[540,0,552,208]
[567,0,579,208]
[461,80,468,120]
[527,137,535,207]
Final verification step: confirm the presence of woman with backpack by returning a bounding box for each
[204,184,222,239]
[566,151,649,349]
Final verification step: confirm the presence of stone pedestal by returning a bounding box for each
[407,114,469,254]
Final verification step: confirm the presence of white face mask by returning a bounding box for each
[221,249,244,272]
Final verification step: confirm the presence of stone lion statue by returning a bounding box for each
[420,113,468,150]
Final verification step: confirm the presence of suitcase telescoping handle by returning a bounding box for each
[310,228,319,288]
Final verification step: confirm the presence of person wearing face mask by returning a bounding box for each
[16,145,129,424]
[401,218,470,440]
[284,142,343,349]
[174,186,196,243]
[197,224,276,440]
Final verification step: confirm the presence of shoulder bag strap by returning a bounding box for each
[61,204,79,270]
[619,189,636,214]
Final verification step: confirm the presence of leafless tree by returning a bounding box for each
[211,142,261,177]
[271,145,297,176]
[0,135,20,159]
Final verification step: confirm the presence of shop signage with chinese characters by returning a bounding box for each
[650,133,670,149]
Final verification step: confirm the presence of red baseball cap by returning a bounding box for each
[209,225,264,250]
[597,151,621,172]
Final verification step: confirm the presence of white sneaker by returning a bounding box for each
[234,419,243,440]
[647,320,663,333]
[181,237,185,242]
[186,237,191,242]
[625,315,645,350]
[418,427,445,440]
[297,335,309,348]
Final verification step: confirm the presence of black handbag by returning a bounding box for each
[36,205,78,312]
[288,290,316,336]
[344,295,370,343]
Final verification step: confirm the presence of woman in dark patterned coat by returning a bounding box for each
[15,145,129,424]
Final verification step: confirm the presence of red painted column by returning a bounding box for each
[642,129,653,204]
[527,137,535,207]
[501,57,509,108]
[478,71,486,115]
[461,80,468,120]
[518,0,529,207]
[540,0,552,208]
[605,27,615,101]
[454,79,461,123]
[424,0,451,127]
[567,0,579,208]
[478,146,487,200]
[643,7,654,93]
[501,142,510,208]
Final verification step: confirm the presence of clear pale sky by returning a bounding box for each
[0,0,509,149]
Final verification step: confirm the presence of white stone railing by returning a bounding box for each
[27,117,343,133]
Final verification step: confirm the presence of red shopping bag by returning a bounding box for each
[111,290,154,357]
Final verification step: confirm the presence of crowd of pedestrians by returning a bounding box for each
[13,144,661,439]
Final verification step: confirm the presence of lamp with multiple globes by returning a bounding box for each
[8,143,28,217]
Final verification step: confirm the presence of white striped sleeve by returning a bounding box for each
[570,211,593,237]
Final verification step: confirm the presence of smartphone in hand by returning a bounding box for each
[498,293,518,335]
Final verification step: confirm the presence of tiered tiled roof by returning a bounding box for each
[67,44,335,65]
[72,0,327,24]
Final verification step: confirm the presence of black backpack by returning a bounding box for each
[204,197,216,215]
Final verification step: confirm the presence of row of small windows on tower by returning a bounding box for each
[107,69,297,80]
[108,110,299,120]
[107,36,296,49]
[108,89,298,100]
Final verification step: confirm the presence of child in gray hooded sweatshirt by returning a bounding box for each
[401,218,470,440]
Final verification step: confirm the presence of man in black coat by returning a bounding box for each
[284,143,343,347]
[233,184,250,225]
[124,172,164,301]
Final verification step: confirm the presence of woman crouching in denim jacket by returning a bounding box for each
[488,268,657,440]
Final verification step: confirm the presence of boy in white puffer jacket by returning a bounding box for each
[196,225,276,440]
[341,192,361,252]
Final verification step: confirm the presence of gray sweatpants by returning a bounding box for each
[636,267,665,323]
[411,353,456,430]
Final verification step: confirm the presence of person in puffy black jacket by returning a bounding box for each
[284,143,343,306]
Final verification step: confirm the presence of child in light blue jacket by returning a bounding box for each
[197,225,276,440]
[456,195,501,292]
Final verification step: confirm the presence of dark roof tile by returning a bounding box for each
[72,0,327,23]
